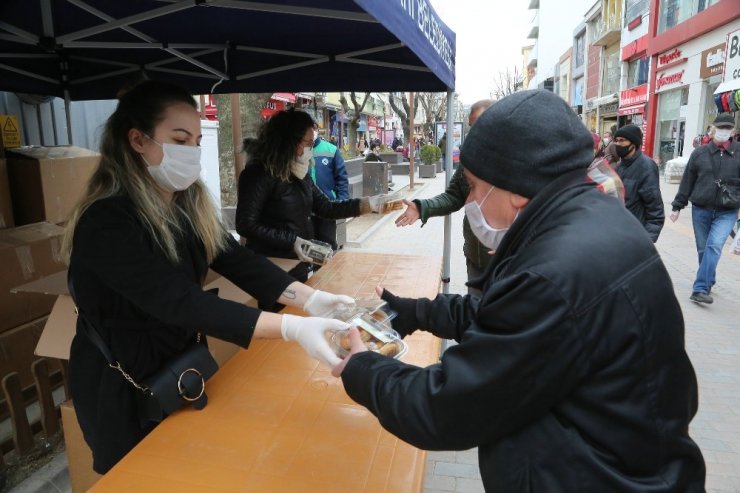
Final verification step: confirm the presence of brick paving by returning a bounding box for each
[348,172,740,493]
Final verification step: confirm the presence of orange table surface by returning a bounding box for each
[90,252,443,493]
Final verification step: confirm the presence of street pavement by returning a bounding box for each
[345,172,740,493]
[11,170,740,493]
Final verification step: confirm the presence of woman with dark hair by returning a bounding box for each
[62,81,352,473]
[236,109,383,288]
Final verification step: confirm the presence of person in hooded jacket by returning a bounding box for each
[236,109,385,291]
[331,90,705,493]
[613,124,665,242]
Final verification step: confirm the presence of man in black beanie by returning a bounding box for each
[331,89,705,492]
[613,124,665,242]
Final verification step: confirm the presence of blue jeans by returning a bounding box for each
[691,205,739,293]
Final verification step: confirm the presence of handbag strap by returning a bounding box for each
[68,272,149,393]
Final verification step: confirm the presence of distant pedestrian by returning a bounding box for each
[613,124,664,242]
[670,113,740,304]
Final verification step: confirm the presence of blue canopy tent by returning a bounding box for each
[0,0,458,293]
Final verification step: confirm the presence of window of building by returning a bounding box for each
[627,57,649,87]
[575,34,585,68]
[658,0,721,33]
[625,0,649,24]
[601,46,620,95]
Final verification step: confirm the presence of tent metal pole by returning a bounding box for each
[408,92,415,190]
[64,89,73,145]
[442,90,453,294]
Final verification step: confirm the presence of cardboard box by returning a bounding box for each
[0,316,61,392]
[61,400,101,493]
[0,158,14,228]
[6,146,99,226]
[0,222,66,333]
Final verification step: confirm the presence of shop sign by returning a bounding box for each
[656,70,685,91]
[700,43,726,80]
[600,102,619,114]
[658,48,682,69]
[620,84,647,107]
[724,28,740,83]
[618,105,644,116]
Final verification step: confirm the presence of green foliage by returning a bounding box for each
[419,144,442,165]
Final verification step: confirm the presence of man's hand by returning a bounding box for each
[331,327,368,377]
[670,210,680,222]
[395,200,420,227]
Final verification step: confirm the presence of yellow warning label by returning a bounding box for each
[0,115,21,148]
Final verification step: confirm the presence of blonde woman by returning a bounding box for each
[62,80,351,474]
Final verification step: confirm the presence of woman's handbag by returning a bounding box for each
[69,276,219,426]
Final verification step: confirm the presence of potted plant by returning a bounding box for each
[418,144,441,178]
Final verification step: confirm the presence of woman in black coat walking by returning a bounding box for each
[61,81,352,474]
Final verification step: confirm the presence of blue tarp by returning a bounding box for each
[0,0,456,100]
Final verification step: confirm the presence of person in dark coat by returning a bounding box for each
[613,124,665,242]
[236,109,384,287]
[62,81,353,474]
[670,113,740,304]
[331,90,705,492]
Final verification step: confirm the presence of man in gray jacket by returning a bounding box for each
[332,90,705,492]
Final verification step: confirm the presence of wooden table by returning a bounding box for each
[90,252,442,492]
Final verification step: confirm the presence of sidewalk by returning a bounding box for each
[11,171,740,493]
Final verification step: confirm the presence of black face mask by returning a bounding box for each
[615,144,633,158]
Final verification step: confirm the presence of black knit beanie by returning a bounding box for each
[614,124,643,147]
[460,90,593,199]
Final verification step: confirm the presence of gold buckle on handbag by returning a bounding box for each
[177,368,205,402]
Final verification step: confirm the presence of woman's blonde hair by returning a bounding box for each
[61,80,227,265]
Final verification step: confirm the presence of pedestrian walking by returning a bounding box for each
[613,124,665,242]
[670,113,740,304]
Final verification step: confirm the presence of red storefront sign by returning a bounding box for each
[619,84,648,116]
[656,70,685,90]
[260,98,287,119]
[656,48,687,72]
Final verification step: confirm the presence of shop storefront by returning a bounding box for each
[652,47,688,165]
[619,83,648,150]
[599,101,619,136]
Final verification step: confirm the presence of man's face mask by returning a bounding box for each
[714,128,733,143]
[615,143,633,158]
[464,186,517,250]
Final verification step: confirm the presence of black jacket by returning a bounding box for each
[672,140,740,211]
[615,150,665,242]
[69,196,295,474]
[236,164,360,258]
[341,170,705,492]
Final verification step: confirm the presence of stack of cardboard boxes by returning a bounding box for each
[0,137,100,491]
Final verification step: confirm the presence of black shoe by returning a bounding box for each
[689,292,713,304]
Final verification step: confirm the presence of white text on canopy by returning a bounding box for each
[399,0,454,73]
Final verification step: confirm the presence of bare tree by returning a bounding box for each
[215,92,271,206]
[417,92,447,139]
[491,67,524,100]
[388,92,418,145]
[339,91,370,157]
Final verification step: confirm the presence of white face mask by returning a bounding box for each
[464,186,517,250]
[313,130,319,141]
[143,137,202,192]
[714,129,733,143]
[290,147,313,179]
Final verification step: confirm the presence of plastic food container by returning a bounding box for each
[377,192,404,214]
[330,313,407,360]
[300,239,334,266]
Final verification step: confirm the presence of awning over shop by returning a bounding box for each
[715,78,740,95]
[271,93,296,103]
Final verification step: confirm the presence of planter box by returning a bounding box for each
[418,165,436,178]
[379,152,403,164]
[390,163,410,175]
[363,161,390,196]
[435,159,443,173]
